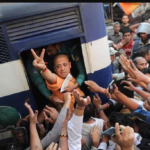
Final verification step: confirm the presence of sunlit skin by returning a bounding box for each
[122,15,129,25]
[139,33,149,44]
[136,57,147,71]
[114,24,120,34]
[110,54,116,62]
[123,32,132,44]
[54,55,71,78]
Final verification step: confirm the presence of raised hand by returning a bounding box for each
[111,123,134,150]
[46,142,61,150]
[121,80,136,91]
[90,125,101,148]
[24,102,38,124]
[43,106,59,124]
[92,94,102,109]
[31,48,46,70]
[84,80,104,93]
[73,89,91,109]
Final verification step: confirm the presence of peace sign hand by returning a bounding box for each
[31,49,46,70]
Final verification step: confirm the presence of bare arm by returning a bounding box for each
[31,49,56,84]
[129,23,140,33]
[24,102,43,150]
[113,85,139,111]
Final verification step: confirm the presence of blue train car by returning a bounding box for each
[0,3,112,117]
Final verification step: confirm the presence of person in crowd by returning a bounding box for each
[108,22,123,44]
[112,29,134,59]
[133,57,148,72]
[31,49,85,111]
[25,48,63,111]
[109,47,120,73]
[131,22,150,57]
[44,41,86,92]
[120,14,130,33]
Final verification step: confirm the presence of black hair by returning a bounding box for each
[134,119,150,139]
[122,29,132,35]
[122,14,129,19]
[53,53,71,66]
[83,103,94,122]
[45,43,57,49]
[109,111,134,128]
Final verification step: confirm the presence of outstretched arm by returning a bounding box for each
[31,49,56,84]
[24,102,43,150]
[113,84,139,111]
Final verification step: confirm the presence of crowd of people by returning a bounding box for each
[1,14,150,150]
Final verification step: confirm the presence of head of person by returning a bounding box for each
[113,22,121,33]
[45,43,61,57]
[53,54,71,78]
[132,47,150,63]
[121,14,129,25]
[137,22,150,42]
[122,29,132,43]
[130,112,150,139]
[83,103,94,122]
[0,106,21,129]
[133,57,147,72]
[108,111,134,128]
[109,47,118,62]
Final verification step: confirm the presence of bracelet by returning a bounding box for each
[59,132,68,137]
[40,66,47,74]
[97,107,103,113]
[76,106,85,110]
[105,103,109,108]
[103,88,107,95]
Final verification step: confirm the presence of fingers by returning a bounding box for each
[128,78,137,83]
[31,49,38,59]
[114,84,118,90]
[95,94,100,100]
[115,123,120,137]
[86,96,91,105]
[46,142,58,150]
[40,49,45,59]
[24,102,34,115]
[130,60,137,71]
[124,86,131,90]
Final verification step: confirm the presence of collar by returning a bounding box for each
[139,39,150,45]
[113,32,121,36]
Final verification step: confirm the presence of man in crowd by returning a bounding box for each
[113,29,134,59]
[131,22,150,57]
[31,49,84,111]
[108,22,123,44]
[44,41,86,92]
[133,57,148,72]
[120,14,130,33]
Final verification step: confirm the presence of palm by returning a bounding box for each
[31,49,45,70]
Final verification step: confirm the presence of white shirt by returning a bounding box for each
[68,114,83,150]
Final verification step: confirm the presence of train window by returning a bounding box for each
[20,38,90,112]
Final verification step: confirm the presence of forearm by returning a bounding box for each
[115,91,139,111]
[134,87,150,100]
[30,124,43,150]
[59,137,68,150]
[41,107,67,149]
[99,110,108,122]
[130,23,139,33]
[41,69,56,84]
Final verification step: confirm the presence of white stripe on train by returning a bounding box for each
[81,36,111,74]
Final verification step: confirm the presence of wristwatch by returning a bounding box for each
[97,107,103,113]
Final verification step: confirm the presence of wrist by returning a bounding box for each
[92,140,99,148]
[76,104,85,110]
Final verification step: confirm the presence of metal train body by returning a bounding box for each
[0,3,112,117]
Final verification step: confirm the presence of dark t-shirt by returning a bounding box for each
[120,24,130,33]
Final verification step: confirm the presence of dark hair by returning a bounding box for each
[134,119,150,139]
[53,53,70,66]
[45,44,57,49]
[109,112,134,128]
[122,14,129,19]
[83,103,94,122]
[122,29,132,35]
